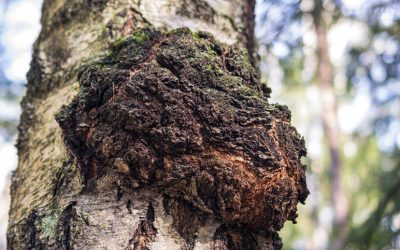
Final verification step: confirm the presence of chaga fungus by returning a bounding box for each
[56,28,309,241]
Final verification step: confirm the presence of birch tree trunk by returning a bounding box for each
[312,1,348,249]
[7,0,308,249]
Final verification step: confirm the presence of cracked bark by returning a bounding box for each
[8,0,308,249]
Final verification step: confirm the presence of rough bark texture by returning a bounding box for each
[8,0,308,249]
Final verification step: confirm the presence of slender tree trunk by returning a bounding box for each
[7,0,308,249]
[312,1,348,249]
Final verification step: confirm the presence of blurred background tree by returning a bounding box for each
[0,0,399,249]
[256,0,400,249]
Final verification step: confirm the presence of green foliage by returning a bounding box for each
[346,147,400,249]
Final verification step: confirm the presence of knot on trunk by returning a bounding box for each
[56,28,308,238]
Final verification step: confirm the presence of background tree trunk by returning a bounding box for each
[312,1,348,249]
[7,0,308,249]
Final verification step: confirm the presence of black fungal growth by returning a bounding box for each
[56,28,309,248]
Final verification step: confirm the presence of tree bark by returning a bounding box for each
[7,0,308,249]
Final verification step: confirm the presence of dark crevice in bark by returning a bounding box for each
[7,210,39,249]
[8,204,81,249]
[9,210,65,250]
[126,203,157,250]
[212,225,281,250]
[27,211,38,249]
[53,159,77,197]
[127,199,133,214]
[225,228,259,250]
[58,202,77,250]
[212,225,229,249]
[116,183,123,201]
[107,20,114,39]
[164,197,207,244]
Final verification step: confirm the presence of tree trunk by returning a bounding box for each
[312,1,348,249]
[7,0,308,249]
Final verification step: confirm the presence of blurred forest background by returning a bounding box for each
[0,0,399,249]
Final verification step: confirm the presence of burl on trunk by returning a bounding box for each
[56,28,308,249]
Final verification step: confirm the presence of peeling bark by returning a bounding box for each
[8,0,308,249]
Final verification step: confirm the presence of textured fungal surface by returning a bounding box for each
[56,28,309,246]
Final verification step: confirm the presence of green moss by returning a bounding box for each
[232,48,253,69]
[111,30,150,52]
[215,66,225,75]
[111,36,129,50]
[131,29,150,44]
[37,213,59,239]
[192,31,202,40]
[163,28,213,44]
[80,27,262,104]
[205,63,225,77]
